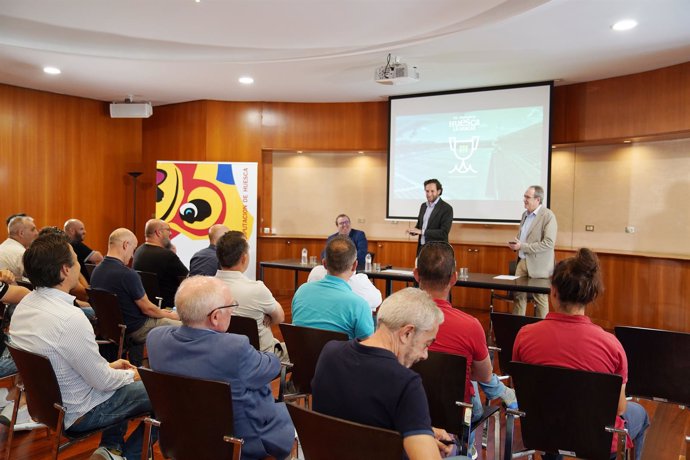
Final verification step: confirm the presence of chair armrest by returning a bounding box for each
[488,345,501,353]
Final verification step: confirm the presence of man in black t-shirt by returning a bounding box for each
[64,219,104,281]
[132,219,188,308]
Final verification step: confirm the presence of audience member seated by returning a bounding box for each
[0,215,38,279]
[37,226,94,316]
[147,276,295,460]
[189,224,229,276]
[215,231,288,361]
[513,248,649,460]
[64,218,104,281]
[415,241,516,459]
[9,232,156,460]
[308,264,382,313]
[0,271,32,428]
[292,236,374,340]
[321,214,368,267]
[312,287,454,460]
[132,219,189,308]
[91,228,180,347]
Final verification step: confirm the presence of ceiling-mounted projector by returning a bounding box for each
[375,55,419,85]
[109,98,153,118]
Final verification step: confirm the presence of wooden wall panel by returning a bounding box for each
[552,62,690,143]
[205,101,263,162]
[261,102,388,151]
[0,83,141,254]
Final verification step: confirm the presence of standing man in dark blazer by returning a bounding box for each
[407,179,454,254]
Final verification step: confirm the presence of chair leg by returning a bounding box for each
[492,409,500,460]
[3,387,23,460]
[52,405,67,460]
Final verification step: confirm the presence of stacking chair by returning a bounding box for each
[139,367,243,460]
[136,270,163,307]
[505,361,629,460]
[227,315,261,350]
[86,288,127,359]
[5,343,148,460]
[411,350,500,459]
[489,312,542,380]
[615,326,690,457]
[286,402,403,460]
[278,323,348,406]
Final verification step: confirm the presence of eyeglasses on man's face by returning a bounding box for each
[207,301,239,317]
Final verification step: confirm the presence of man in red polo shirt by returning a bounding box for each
[414,241,516,459]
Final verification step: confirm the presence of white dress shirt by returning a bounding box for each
[9,287,134,428]
[0,238,27,279]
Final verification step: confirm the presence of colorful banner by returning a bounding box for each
[155,161,258,279]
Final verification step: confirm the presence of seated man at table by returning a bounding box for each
[321,214,368,268]
[415,241,516,458]
[292,235,374,340]
[147,276,295,460]
[312,287,454,460]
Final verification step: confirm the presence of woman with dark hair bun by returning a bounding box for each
[513,248,649,460]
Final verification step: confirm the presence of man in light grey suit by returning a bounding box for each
[508,185,557,318]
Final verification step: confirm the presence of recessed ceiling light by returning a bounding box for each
[238,76,254,85]
[612,19,638,31]
[43,66,61,75]
[358,151,364,154]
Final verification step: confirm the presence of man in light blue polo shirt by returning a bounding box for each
[291,236,374,340]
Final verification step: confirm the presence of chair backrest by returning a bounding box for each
[15,280,34,291]
[6,343,64,430]
[279,323,348,394]
[490,312,542,376]
[615,325,690,406]
[86,288,126,344]
[510,361,622,460]
[136,270,162,305]
[84,263,97,279]
[286,403,403,460]
[411,350,467,436]
[227,315,260,350]
[139,367,239,460]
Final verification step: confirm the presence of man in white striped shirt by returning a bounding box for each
[10,232,155,460]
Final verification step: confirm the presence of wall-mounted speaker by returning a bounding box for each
[109,102,153,118]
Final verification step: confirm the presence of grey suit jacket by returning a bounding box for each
[517,206,557,279]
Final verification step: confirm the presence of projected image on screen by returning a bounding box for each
[388,82,552,223]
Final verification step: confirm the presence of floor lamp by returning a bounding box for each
[128,171,142,232]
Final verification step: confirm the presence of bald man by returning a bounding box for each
[0,215,39,279]
[132,219,189,308]
[189,224,229,276]
[91,228,180,348]
[64,218,104,280]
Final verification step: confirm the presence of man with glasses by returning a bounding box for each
[507,185,557,318]
[321,214,368,267]
[133,219,189,308]
[147,276,295,460]
[91,228,180,350]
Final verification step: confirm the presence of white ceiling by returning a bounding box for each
[1,0,689,106]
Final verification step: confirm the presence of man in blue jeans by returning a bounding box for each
[9,232,157,460]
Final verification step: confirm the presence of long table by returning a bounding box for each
[259,258,551,296]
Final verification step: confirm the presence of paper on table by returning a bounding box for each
[494,275,520,280]
[384,269,414,275]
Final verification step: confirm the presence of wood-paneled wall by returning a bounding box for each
[258,237,690,333]
[0,83,142,252]
[552,61,690,143]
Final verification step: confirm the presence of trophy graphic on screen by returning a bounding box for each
[448,136,479,174]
